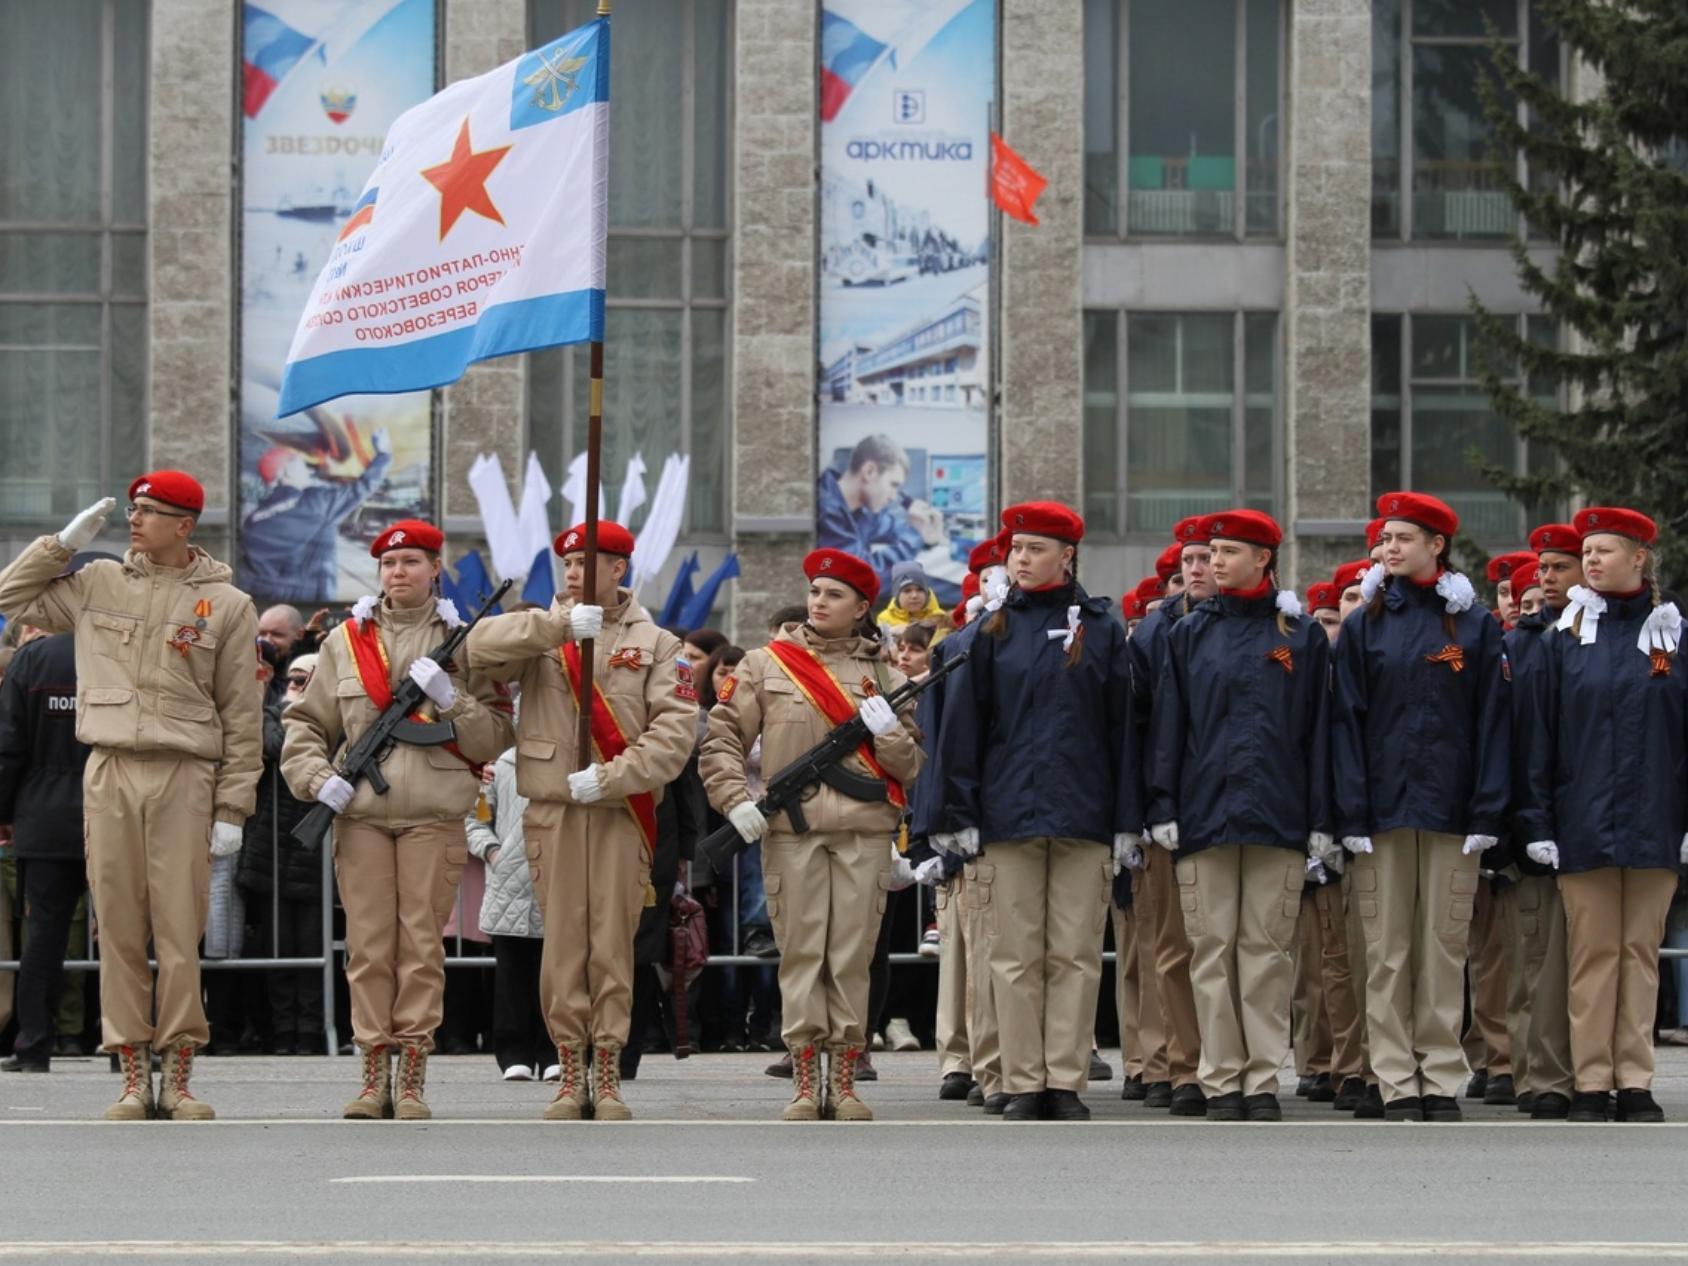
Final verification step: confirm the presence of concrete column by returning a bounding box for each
[147,0,237,515]
[727,0,817,639]
[998,0,1084,510]
[1283,0,1373,585]
[439,0,529,526]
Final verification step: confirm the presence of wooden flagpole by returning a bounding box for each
[577,0,612,771]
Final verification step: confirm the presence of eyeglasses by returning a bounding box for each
[126,503,191,521]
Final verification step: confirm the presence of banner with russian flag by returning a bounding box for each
[276,15,610,417]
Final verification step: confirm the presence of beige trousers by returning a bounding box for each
[1559,867,1678,1093]
[526,801,650,1048]
[983,838,1110,1095]
[762,829,883,1052]
[1510,874,1573,1097]
[1293,889,1332,1076]
[1113,901,1164,1080]
[1315,881,1366,1081]
[335,818,466,1051]
[1463,879,1512,1077]
[1342,868,1374,1082]
[963,858,1002,1095]
[1178,845,1303,1098]
[1349,828,1478,1101]
[1145,843,1202,1087]
[1128,866,1170,1083]
[934,873,970,1078]
[84,750,214,1052]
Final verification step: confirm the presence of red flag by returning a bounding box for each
[990,132,1048,226]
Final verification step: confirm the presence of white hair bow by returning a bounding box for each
[1275,589,1302,617]
[1047,605,1081,652]
[1555,585,1605,645]
[349,594,378,628]
[1359,562,1387,603]
[1436,571,1476,615]
[1638,601,1681,656]
[435,596,464,629]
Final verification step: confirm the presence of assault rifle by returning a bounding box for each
[292,579,514,849]
[698,648,969,871]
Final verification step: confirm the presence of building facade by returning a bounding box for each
[1,0,1569,635]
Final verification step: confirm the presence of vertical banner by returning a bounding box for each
[238,0,437,602]
[816,0,993,608]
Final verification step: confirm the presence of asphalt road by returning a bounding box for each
[3,1049,1688,1264]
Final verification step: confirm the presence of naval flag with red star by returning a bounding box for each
[276,15,609,417]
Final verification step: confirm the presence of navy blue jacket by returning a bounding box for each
[938,583,1136,846]
[909,619,979,841]
[1330,576,1511,839]
[1502,608,1556,878]
[1149,589,1332,855]
[0,634,87,861]
[1519,593,1687,873]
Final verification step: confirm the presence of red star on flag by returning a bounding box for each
[421,118,513,240]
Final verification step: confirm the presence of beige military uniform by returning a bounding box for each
[1142,844,1202,1089]
[963,857,1004,1096]
[466,590,695,1049]
[1462,878,1512,1083]
[1119,872,1168,1086]
[933,871,970,1080]
[281,596,512,1052]
[1508,874,1572,1098]
[700,623,923,1056]
[0,535,262,1053]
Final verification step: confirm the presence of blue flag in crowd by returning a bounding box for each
[521,546,556,608]
[450,549,502,614]
[678,553,740,631]
[658,551,701,629]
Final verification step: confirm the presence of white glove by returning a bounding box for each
[371,426,391,455]
[933,827,981,858]
[59,497,116,551]
[1112,833,1144,875]
[1310,832,1344,875]
[1149,821,1179,851]
[569,603,604,641]
[1306,856,1329,884]
[1462,834,1499,856]
[913,856,945,886]
[1525,840,1560,869]
[858,694,898,737]
[888,844,917,890]
[316,774,355,813]
[407,656,454,709]
[728,801,768,843]
[1342,835,1373,855]
[568,765,604,804]
[210,822,244,858]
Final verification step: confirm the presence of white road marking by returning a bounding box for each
[331,1175,754,1184]
[1,1116,1685,1127]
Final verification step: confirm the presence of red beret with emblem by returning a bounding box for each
[1332,559,1373,593]
[803,547,879,605]
[1485,550,1536,586]
[1122,590,1149,621]
[1575,506,1656,545]
[1305,581,1340,613]
[129,470,205,515]
[1365,517,1387,551]
[370,518,443,557]
[1529,522,1580,558]
[1134,574,1167,601]
[1511,561,1541,595]
[967,535,1008,574]
[1376,491,1459,539]
[1173,516,1205,547]
[1198,509,1282,550]
[555,521,636,558]
[1001,501,1084,544]
[1155,542,1183,582]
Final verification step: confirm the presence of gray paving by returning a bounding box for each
[2,1049,1687,1264]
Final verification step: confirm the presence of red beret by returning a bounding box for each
[1575,506,1656,545]
[1134,575,1167,601]
[1305,581,1340,613]
[555,521,636,558]
[129,471,204,515]
[1122,590,1149,621]
[1511,562,1541,594]
[967,535,1008,574]
[1155,542,1184,582]
[1199,509,1282,550]
[1377,491,1458,539]
[370,519,443,557]
[961,570,980,601]
[1485,550,1536,586]
[804,548,879,605]
[1365,517,1387,551]
[1529,522,1580,557]
[1001,501,1084,544]
[1173,516,1206,547]
[1332,559,1373,593]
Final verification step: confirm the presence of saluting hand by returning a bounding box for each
[59,497,116,551]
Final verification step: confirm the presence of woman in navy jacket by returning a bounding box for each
[935,501,1136,1122]
[1520,507,1684,1124]
[1326,492,1510,1123]
[1147,510,1331,1122]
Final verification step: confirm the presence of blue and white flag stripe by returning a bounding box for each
[276,16,609,416]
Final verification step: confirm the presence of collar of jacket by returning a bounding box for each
[380,595,439,627]
[1383,574,1444,614]
[785,621,872,659]
[1593,591,1654,622]
[1210,587,1280,619]
[1006,581,1108,618]
[124,545,229,586]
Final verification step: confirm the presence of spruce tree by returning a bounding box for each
[1470,0,1688,583]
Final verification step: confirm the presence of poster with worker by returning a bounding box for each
[237,0,437,602]
[815,0,994,606]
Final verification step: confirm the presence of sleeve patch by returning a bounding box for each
[675,659,698,701]
[716,674,736,703]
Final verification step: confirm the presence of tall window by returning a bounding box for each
[1373,0,1561,240]
[1084,0,1281,239]
[0,0,148,525]
[527,0,730,535]
[1083,311,1278,536]
[1371,313,1558,541]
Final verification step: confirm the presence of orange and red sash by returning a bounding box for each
[341,618,477,770]
[559,641,658,863]
[764,639,906,811]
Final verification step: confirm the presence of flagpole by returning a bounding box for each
[577,0,611,772]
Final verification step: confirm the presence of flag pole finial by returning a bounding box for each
[598,0,611,14]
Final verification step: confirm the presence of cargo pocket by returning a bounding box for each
[876,868,893,916]
[1282,856,1304,922]
[434,838,468,924]
[1442,862,1480,941]
[763,872,784,939]
[1174,857,1204,940]
[935,885,951,914]
[1094,860,1112,934]
[968,863,997,938]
